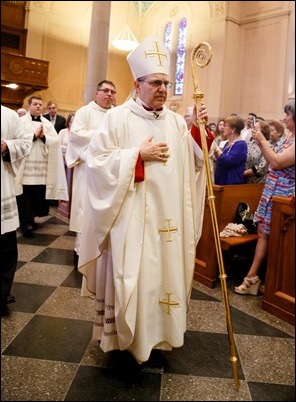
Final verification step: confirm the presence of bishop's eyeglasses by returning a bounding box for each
[137,79,173,89]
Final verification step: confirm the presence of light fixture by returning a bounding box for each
[112,25,139,52]
[111,2,139,52]
[5,83,19,89]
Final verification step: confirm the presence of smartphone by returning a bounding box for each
[252,116,256,128]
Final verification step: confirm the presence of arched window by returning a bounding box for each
[164,18,187,96]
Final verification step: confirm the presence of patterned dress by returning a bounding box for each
[255,137,295,234]
[244,139,269,183]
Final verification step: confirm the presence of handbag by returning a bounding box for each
[234,202,258,234]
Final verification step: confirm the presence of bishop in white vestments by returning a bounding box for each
[78,34,214,363]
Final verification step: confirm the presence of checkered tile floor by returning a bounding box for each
[1,208,295,401]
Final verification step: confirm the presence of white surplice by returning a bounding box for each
[78,98,207,363]
[15,113,68,201]
[65,101,109,233]
[1,106,32,234]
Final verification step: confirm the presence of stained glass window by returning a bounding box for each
[174,18,187,95]
[164,18,187,96]
[164,22,173,53]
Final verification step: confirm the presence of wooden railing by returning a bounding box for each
[1,1,49,109]
[1,52,49,87]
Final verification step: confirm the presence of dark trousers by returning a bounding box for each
[1,231,18,299]
[17,184,49,227]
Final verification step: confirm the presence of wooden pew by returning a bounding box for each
[195,183,264,288]
[262,195,295,325]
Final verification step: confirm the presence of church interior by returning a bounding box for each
[1,1,295,401]
[1,1,295,120]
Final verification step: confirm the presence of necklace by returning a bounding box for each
[224,140,238,154]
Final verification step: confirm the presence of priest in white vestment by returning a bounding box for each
[65,80,117,267]
[1,106,32,316]
[78,34,214,363]
[15,95,68,237]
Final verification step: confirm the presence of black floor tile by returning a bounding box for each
[46,216,68,225]
[190,287,220,301]
[61,269,83,288]
[64,230,76,237]
[231,307,294,338]
[32,248,75,265]
[17,233,59,246]
[16,261,26,271]
[65,365,162,401]
[3,315,93,363]
[9,282,56,313]
[162,331,245,379]
[248,381,295,401]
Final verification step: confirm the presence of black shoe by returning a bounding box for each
[21,224,34,238]
[22,228,34,238]
[146,349,166,368]
[4,295,15,304]
[74,251,79,270]
[21,223,34,231]
[31,222,39,230]
[113,350,142,385]
[0,303,10,317]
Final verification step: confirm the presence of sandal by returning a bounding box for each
[235,276,261,295]
[258,284,265,295]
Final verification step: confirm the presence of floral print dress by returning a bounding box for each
[255,136,295,235]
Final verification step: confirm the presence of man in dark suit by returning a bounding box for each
[43,101,66,133]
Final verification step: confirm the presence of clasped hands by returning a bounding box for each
[35,124,44,139]
[140,135,169,162]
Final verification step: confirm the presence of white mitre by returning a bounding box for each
[127,33,170,80]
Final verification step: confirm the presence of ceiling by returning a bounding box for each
[132,1,155,22]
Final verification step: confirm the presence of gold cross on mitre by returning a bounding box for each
[158,218,178,242]
[159,292,179,315]
[144,40,167,66]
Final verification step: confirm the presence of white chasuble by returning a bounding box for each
[78,98,207,362]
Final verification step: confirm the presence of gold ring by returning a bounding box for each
[160,152,165,157]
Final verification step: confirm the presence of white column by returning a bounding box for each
[84,1,111,104]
